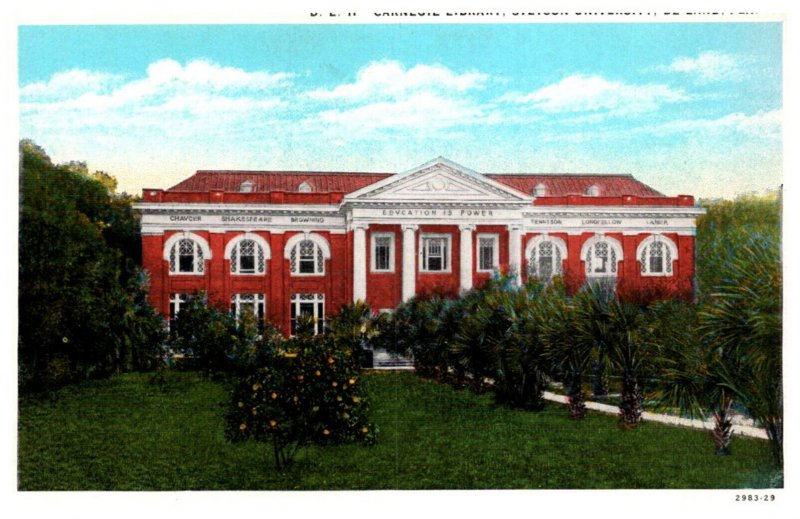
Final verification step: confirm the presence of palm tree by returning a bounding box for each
[699,237,782,466]
[539,280,594,419]
[571,283,652,429]
[453,277,551,409]
[605,298,651,429]
[651,301,735,455]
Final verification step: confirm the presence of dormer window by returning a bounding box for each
[586,184,600,197]
[239,180,254,193]
[298,181,313,193]
[533,183,547,197]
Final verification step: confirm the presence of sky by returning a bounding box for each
[18,21,783,199]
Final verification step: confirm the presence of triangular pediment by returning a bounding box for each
[344,157,533,204]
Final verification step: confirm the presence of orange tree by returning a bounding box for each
[225,317,377,469]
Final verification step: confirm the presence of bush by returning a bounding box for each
[19,140,165,392]
[225,317,377,469]
[169,294,241,379]
[327,301,376,368]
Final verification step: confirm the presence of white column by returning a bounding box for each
[401,224,418,302]
[508,224,522,286]
[459,224,475,293]
[352,224,368,303]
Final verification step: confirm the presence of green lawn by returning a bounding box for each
[18,371,778,490]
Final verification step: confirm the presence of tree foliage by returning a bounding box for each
[225,317,377,470]
[19,140,163,392]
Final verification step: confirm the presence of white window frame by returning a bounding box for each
[284,233,331,277]
[163,232,211,275]
[225,233,271,275]
[230,293,266,325]
[637,234,678,277]
[580,234,624,279]
[370,232,396,273]
[419,233,452,273]
[525,234,568,280]
[290,293,326,335]
[476,233,500,272]
[169,293,193,321]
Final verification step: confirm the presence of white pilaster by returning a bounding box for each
[352,224,368,302]
[401,224,418,302]
[459,224,475,293]
[508,224,522,286]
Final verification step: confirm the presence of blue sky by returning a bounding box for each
[18,23,782,198]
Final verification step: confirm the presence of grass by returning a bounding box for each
[18,370,778,490]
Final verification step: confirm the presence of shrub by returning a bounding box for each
[225,317,377,469]
[454,276,552,409]
[169,294,240,379]
[328,301,376,368]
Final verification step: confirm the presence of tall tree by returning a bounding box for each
[19,140,162,392]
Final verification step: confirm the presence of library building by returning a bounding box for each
[137,157,703,337]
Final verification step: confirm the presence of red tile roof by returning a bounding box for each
[488,174,664,197]
[167,170,664,198]
[168,171,392,194]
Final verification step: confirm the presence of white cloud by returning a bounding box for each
[309,92,496,134]
[664,51,742,82]
[653,110,782,138]
[503,74,687,115]
[20,69,124,100]
[539,110,782,144]
[301,61,499,139]
[20,59,293,134]
[143,59,293,91]
[307,60,489,101]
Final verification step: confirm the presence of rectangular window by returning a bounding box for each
[371,233,395,272]
[650,255,664,274]
[239,241,256,274]
[421,234,450,272]
[231,294,266,332]
[477,234,499,272]
[290,294,325,335]
[169,293,191,321]
[538,256,553,280]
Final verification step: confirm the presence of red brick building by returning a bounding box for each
[136,157,703,335]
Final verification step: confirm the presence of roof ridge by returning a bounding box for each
[194,170,393,175]
[487,172,636,177]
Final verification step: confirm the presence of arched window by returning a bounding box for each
[224,233,271,274]
[163,232,211,275]
[581,234,624,278]
[637,234,678,276]
[526,235,567,280]
[284,233,331,276]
